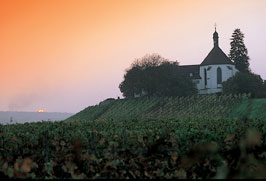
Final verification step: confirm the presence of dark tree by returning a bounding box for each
[119,54,167,98]
[228,29,250,72]
[119,54,197,98]
[152,62,197,97]
[222,72,266,98]
[119,66,141,98]
[130,53,167,68]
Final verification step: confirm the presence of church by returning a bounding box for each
[179,29,239,94]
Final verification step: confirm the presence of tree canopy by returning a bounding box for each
[223,29,266,97]
[222,72,266,98]
[228,29,250,72]
[119,54,197,98]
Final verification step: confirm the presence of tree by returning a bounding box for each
[119,54,167,98]
[152,62,197,97]
[130,53,168,69]
[119,54,197,98]
[228,29,250,72]
[222,72,266,98]
[119,66,140,98]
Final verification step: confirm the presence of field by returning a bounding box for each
[67,94,252,122]
[1,95,266,179]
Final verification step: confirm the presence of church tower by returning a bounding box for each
[177,27,239,95]
[213,28,219,47]
[198,28,238,94]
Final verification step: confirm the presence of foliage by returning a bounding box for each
[119,66,143,98]
[222,72,266,98]
[119,54,197,98]
[228,29,250,72]
[130,53,168,69]
[152,62,197,96]
[2,117,266,178]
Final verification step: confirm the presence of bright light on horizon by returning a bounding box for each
[37,109,45,113]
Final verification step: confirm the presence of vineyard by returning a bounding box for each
[1,95,266,179]
[67,94,250,122]
[1,117,266,178]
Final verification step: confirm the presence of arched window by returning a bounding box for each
[217,67,222,84]
[204,68,207,87]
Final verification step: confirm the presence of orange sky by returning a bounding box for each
[0,0,266,113]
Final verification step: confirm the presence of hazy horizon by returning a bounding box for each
[1,0,266,113]
[0,111,73,125]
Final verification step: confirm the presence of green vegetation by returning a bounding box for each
[222,72,266,98]
[1,95,266,179]
[229,28,250,73]
[222,29,266,97]
[67,94,255,122]
[230,98,266,119]
[1,117,266,178]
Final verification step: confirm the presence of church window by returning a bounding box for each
[204,68,207,86]
[217,67,222,84]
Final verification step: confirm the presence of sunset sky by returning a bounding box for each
[0,0,266,113]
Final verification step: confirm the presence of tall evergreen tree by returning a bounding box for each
[228,29,250,72]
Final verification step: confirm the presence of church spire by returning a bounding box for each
[213,24,219,47]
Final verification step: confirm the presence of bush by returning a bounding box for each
[222,72,266,98]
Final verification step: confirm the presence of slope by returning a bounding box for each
[66,95,249,121]
[230,98,266,119]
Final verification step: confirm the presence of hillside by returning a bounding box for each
[66,95,262,122]
[1,96,266,179]
[230,98,266,119]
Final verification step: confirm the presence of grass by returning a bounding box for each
[230,98,266,118]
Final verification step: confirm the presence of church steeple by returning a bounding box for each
[213,27,219,47]
[201,26,234,66]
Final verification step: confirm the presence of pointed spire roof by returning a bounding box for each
[201,46,234,66]
[200,29,234,66]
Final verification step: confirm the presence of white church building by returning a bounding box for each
[179,29,239,94]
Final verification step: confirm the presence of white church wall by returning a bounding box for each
[199,64,238,94]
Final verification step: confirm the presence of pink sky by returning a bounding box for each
[0,0,265,113]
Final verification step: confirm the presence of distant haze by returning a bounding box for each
[0,0,265,113]
[0,111,73,125]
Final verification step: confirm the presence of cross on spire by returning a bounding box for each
[213,23,219,47]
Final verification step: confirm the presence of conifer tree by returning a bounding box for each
[229,29,250,72]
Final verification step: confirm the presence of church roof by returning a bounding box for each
[201,29,234,66]
[200,46,234,66]
[178,65,201,79]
